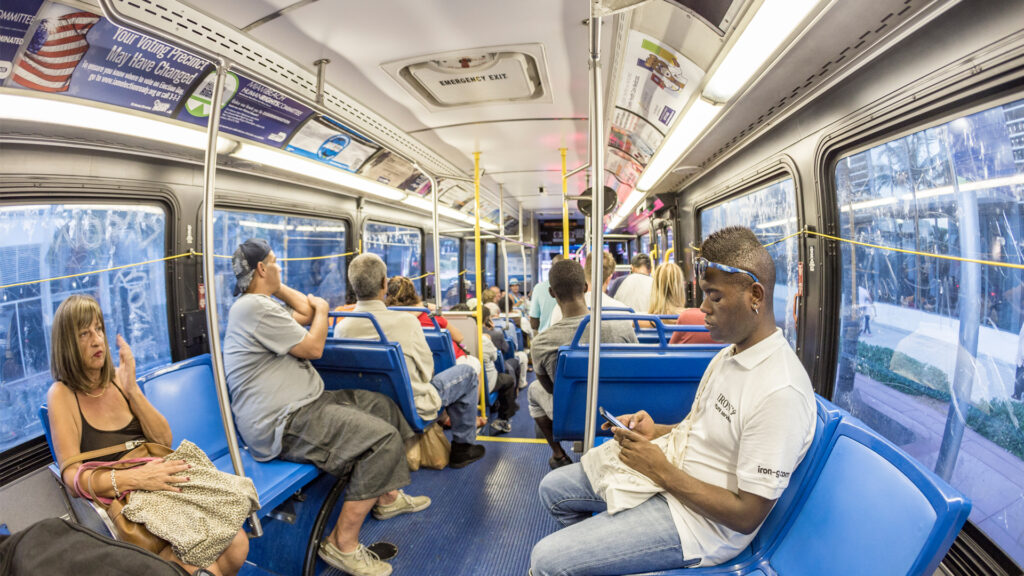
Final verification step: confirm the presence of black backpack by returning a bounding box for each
[0,518,188,576]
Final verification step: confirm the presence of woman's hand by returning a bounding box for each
[121,459,190,492]
[115,335,138,396]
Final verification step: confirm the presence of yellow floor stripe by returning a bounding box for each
[476,435,548,444]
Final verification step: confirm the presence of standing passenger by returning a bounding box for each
[530,254,563,334]
[530,227,815,574]
[612,253,654,315]
[223,240,429,576]
[337,253,486,468]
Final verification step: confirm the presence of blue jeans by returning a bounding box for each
[431,363,478,443]
[531,463,688,576]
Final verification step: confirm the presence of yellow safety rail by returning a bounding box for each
[561,148,569,256]
[473,151,487,419]
[0,250,357,290]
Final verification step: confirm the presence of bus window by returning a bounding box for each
[832,96,1024,564]
[214,211,349,337]
[0,204,171,453]
[700,178,799,348]
[439,236,461,309]
[484,242,497,288]
[364,222,422,285]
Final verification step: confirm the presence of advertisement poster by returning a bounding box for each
[606,147,642,186]
[615,30,703,136]
[0,0,44,80]
[359,149,418,186]
[179,71,312,147]
[8,3,208,115]
[286,116,379,172]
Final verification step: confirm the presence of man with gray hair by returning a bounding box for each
[337,253,486,469]
[223,239,430,576]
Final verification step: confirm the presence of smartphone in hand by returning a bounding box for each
[599,406,627,430]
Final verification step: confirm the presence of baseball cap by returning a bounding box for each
[232,239,272,296]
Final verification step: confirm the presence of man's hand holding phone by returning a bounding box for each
[600,409,657,441]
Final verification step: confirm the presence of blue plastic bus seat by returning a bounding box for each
[136,354,319,517]
[317,311,435,433]
[767,414,971,576]
[551,314,725,441]
[492,318,518,354]
[388,306,457,374]
[636,314,696,344]
[648,399,969,575]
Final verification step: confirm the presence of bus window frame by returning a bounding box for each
[0,191,177,486]
[362,220,425,292]
[692,161,805,353]
[815,87,1024,572]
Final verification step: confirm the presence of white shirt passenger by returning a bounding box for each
[548,290,635,326]
[582,328,815,566]
[614,272,654,315]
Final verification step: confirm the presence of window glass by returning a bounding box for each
[832,97,1024,564]
[214,211,348,337]
[700,179,799,347]
[439,236,461,309]
[464,241,479,298]
[640,233,651,255]
[0,204,170,453]
[364,222,421,281]
[665,228,674,265]
[485,242,497,288]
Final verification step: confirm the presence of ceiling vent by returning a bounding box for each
[382,44,551,110]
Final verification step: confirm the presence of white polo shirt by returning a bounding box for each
[662,328,815,565]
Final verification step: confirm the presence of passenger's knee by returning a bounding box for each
[220,530,249,575]
[530,535,563,576]
[537,469,561,511]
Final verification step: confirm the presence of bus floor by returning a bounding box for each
[241,372,580,576]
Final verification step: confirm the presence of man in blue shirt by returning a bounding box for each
[530,254,563,334]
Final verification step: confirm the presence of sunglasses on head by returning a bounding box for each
[696,257,759,284]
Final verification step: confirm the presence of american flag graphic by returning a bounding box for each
[13,11,101,93]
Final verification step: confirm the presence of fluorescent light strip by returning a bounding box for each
[636,99,721,191]
[234,143,406,202]
[400,192,499,230]
[702,0,823,103]
[0,92,232,151]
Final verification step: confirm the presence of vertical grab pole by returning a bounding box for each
[425,170,443,312]
[583,0,605,454]
[519,204,527,297]
[200,64,262,536]
[473,152,487,418]
[561,148,569,257]
[500,184,509,325]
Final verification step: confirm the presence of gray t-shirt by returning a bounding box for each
[223,294,324,461]
[531,313,639,387]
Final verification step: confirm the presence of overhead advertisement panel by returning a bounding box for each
[0,0,45,80]
[615,30,704,139]
[286,116,380,172]
[359,149,418,188]
[178,71,313,147]
[6,3,208,115]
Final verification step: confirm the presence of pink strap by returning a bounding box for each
[73,457,161,503]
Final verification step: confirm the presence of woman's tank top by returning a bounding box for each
[75,382,146,461]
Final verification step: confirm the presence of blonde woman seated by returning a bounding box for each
[638,262,688,328]
[46,294,248,576]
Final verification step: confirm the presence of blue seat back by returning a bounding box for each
[388,306,458,374]
[136,354,230,460]
[552,314,725,441]
[636,315,700,344]
[768,414,971,576]
[38,406,57,462]
[317,311,432,432]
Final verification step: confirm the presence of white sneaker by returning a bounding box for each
[318,542,392,576]
[371,489,431,520]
